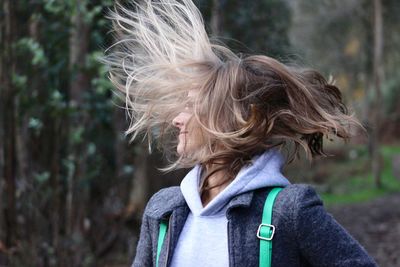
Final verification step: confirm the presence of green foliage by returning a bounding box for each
[28,117,44,135]
[34,171,50,184]
[44,0,71,15]
[6,1,117,266]
[321,145,400,207]
[11,73,28,89]
[15,38,48,66]
[71,126,85,144]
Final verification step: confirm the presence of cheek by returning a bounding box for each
[189,126,205,146]
[182,112,193,124]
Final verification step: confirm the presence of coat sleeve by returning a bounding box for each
[294,185,378,267]
[131,210,154,267]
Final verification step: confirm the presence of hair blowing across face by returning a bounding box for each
[103,0,365,197]
[191,55,364,195]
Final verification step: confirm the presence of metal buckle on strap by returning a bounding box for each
[256,223,275,241]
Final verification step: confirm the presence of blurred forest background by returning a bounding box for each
[1,0,400,266]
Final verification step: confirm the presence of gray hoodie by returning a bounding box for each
[170,149,290,266]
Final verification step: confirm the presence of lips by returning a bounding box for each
[179,131,188,135]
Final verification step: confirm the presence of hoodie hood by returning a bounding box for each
[180,148,291,216]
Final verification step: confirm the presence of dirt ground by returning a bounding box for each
[327,192,400,267]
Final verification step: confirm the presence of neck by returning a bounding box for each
[200,163,232,207]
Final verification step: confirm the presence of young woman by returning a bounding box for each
[104,0,378,266]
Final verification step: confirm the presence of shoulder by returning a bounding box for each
[143,186,187,219]
[259,183,323,221]
[254,184,322,205]
[278,184,320,205]
[278,183,322,206]
[147,186,183,205]
[251,183,323,216]
[251,183,322,207]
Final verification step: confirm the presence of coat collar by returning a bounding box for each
[145,186,255,220]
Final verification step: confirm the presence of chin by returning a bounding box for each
[177,145,194,157]
[177,144,186,156]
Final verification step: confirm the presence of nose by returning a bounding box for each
[172,113,184,128]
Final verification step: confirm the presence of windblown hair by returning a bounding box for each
[103,0,364,197]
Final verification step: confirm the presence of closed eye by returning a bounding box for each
[185,102,194,110]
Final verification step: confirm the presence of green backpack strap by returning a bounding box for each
[156,219,169,267]
[257,187,283,267]
[156,187,283,267]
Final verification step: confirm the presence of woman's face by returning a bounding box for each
[172,91,204,156]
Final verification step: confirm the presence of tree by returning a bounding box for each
[370,0,384,188]
[197,0,292,57]
[0,0,18,250]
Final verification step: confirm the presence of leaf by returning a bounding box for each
[34,172,50,184]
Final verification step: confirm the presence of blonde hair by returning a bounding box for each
[103,0,365,195]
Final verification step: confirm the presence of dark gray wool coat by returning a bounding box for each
[132,184,379,267]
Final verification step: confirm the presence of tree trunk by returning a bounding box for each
[211,0,222,36]
[127,142,150,216]
[0,1,5,246]
[371,0,384,188]
[63,1,91,265]
[0,0,18,249]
